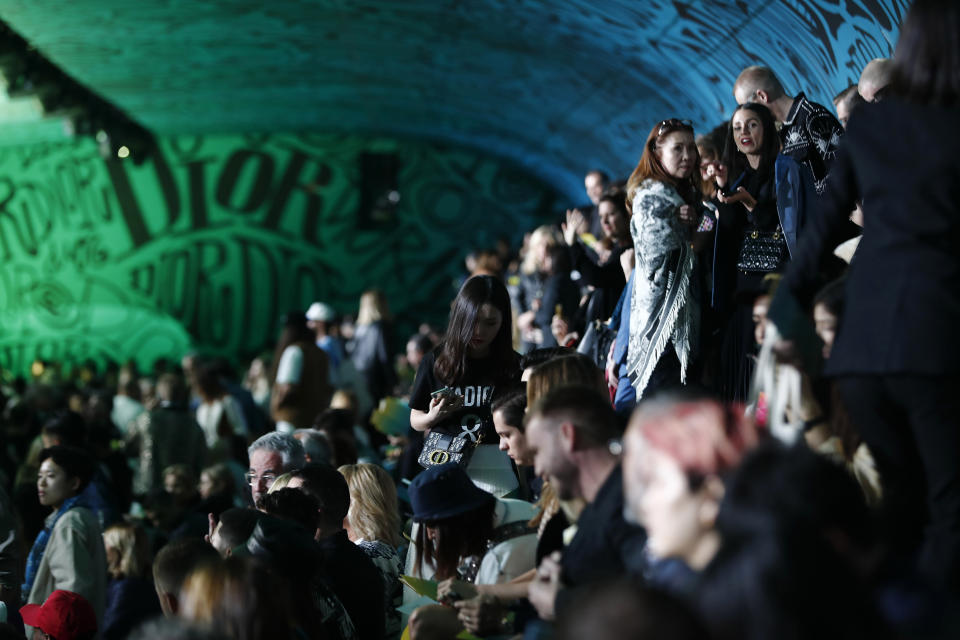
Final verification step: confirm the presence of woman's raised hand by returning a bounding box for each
[561,209,586,246]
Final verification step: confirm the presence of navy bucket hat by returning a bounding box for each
[409,463,495,522]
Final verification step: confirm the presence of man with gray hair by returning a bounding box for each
[246,432,306,505]
[858,57,894,103]
[733,65,844,194]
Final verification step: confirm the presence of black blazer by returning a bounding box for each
[780,98,960,376]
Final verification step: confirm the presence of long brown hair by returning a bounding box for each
[626,120,702,210]
[434,275,516,386]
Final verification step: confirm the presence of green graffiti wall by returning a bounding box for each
[0,135,558,375]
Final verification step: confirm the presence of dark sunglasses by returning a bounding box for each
[657,118,694,136]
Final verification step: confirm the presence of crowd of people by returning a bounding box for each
[0,0,958,638]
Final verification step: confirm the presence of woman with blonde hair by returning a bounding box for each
[180,555,293,640]
[351,289,397,406]
[339,463,403,639]
[515,226,579,352]
[102,522,160,640]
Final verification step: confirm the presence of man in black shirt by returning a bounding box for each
[733,65,844,195]
[288,464,385,640]
[525,386,647,622]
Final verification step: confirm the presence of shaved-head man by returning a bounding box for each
[858,58,894,103]
[733,65,844,195]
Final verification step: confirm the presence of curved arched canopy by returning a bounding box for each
[1,0,906,199]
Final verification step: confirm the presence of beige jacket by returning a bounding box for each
[26,507,107,628]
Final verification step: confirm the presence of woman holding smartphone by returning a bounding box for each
[409,275,522,496]
[712,102,783,401]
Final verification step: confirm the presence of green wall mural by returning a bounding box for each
[0,134,558,376]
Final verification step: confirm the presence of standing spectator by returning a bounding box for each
[515,227,577,352]
[307,302,347,386]
[621,118,702,401]
[111,368,144,436]
[833,84,864,128]
[350,290,397,408]
[126,374,207,499]
[771,0,960,591]
[194,364,247,461]
[558,188,631,341]
[102,523,162,640]
[23,446,107,631]
[713,103,783,401]
[271,312,333,433]
[409,275,522,497]
[858,58,894,103]
[733,65,843,194]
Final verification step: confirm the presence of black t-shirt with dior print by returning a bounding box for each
[409,349,520,443]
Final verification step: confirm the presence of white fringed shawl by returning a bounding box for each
[626,179,699,398]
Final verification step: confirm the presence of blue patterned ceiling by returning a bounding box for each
[0,0,907,200]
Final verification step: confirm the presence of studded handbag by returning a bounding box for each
[418,430,482,469]
[737,226,788,273]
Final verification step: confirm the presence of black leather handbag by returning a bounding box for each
[418,430,480,468]
[577,319,617,369]
[737,227,788,273]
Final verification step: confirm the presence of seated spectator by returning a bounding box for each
[20,589,97,640]
[207,508,261,557]
[525,387,646,623]
[287,464,385,640]
[179,555,293,640]
[555,579,707,640]
[126,373,207,499]
[152,538,219,617]
[102,523,162,640]
[242,514,357,640]
[292,429,333,465]
[622,394,761,597]
[23,446,107,631]
[698,443,887,640]
[245,432,306,507]
[339,463,404,639]
[407,464,537,639]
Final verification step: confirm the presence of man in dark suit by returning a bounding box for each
[770,1,960,589]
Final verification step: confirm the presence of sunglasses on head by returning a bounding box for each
[657,118,694,136]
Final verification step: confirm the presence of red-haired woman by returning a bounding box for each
[616,119,704,404]
[622,397,761,592]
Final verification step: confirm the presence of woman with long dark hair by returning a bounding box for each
[616,118,702,404]
[409,275,521,496]
[713,102,783,401]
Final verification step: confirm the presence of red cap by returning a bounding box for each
[20,590,97,640]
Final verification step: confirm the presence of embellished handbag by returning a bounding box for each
[737,227,788,273]
[418,430,482,469]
